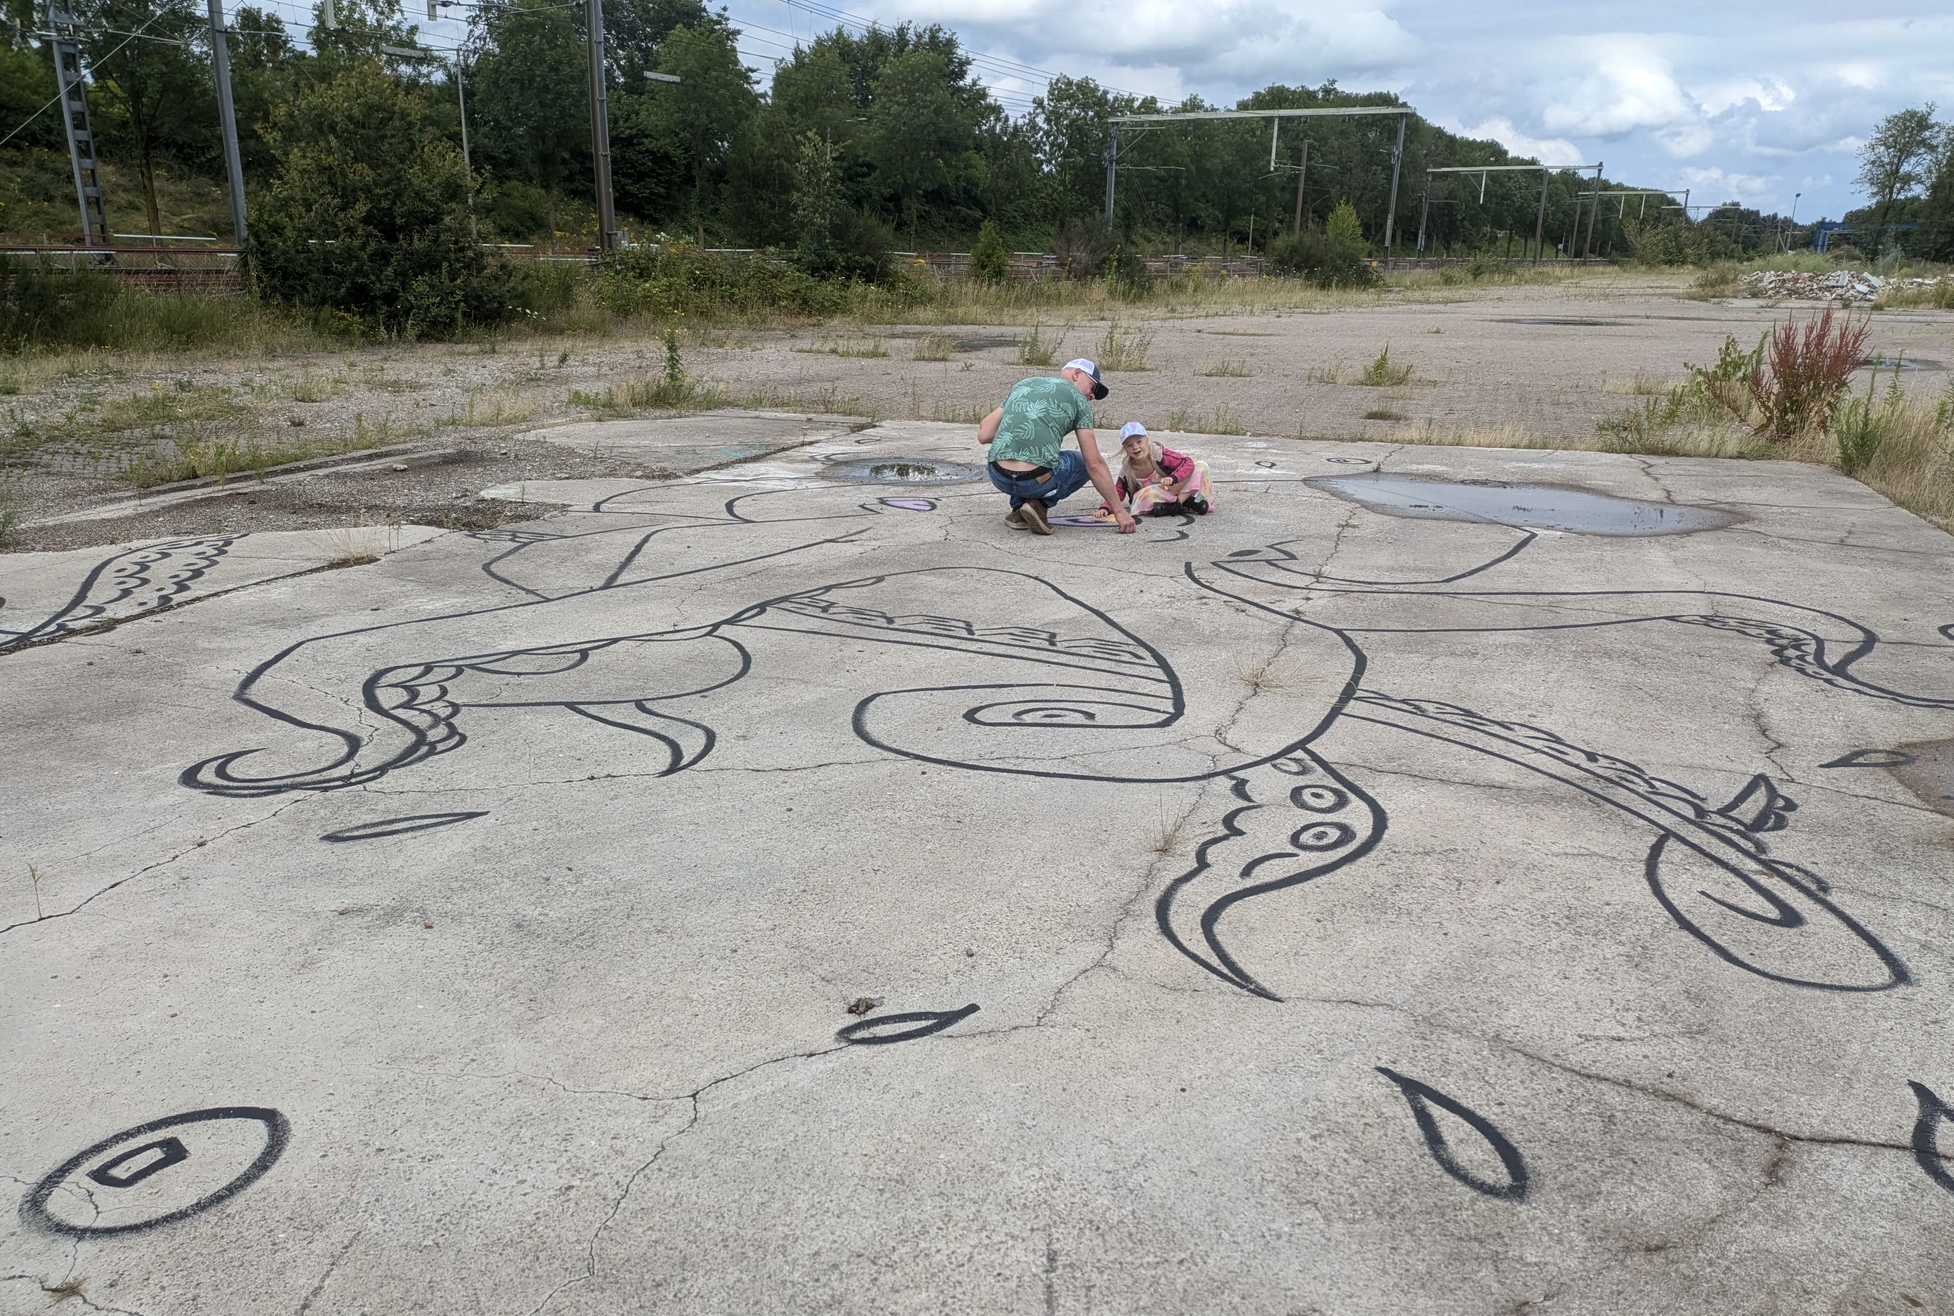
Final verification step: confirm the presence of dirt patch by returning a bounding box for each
[8,437,674,553]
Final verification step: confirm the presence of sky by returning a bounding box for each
[706,0,1954,221]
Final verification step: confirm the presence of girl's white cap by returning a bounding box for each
[1119,421,1148,440]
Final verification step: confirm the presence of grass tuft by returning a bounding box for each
[1356,344,1413,387]
[1095,321,1156,372]
[1197,359,1250,377]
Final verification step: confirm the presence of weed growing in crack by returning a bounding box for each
[1357,344,1412,387]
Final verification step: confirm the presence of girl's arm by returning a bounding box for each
[1160,447,1196,483]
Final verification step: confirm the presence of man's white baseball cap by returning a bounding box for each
[1061,358,1109,400]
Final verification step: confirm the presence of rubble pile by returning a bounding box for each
[1740,269,1949,302]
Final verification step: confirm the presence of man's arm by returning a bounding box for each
[977,407,1004,445]
[1076,429,1137,533]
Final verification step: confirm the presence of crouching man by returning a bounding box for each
[976,358,1136,536]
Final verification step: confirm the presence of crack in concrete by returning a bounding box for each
[1284,993,1954,1164]
[0,797,306,938]
[0,1272,147,1316]
[525,1040,849,1314]
[295,1227,362,1315]
[0,559,358,658]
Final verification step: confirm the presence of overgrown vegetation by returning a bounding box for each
[249,62,514,339]
[1356,344,1413,387]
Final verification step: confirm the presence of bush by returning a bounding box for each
[1104,243,1152,300]
[796,209,895,284]
[601,243,921,318]
[1268,201,1377,289]
[968,220,1010,284]
[1748,309,1871,444]
[0,256,122,351]
[248,61,515,339]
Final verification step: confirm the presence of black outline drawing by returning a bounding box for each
[1821,749,1915,769]
[836,1004,980,1044]
[1908,1081,1954,1195]
[319,812,489,843]
[1,537,235,652]
[1376,1067,1529,1200]
[172,499,1932,1002]
[21,1107,291,1237]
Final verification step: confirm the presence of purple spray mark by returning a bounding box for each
[881,499,938,512]
[1049,515,1117,528]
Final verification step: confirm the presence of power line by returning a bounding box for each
[0,5,179,150]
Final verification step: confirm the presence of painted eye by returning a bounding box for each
[1291,822,1356,852]
[22,1107,290,1238]
[1291,785,1349,812]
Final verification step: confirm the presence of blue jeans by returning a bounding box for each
[988,451,1091,510]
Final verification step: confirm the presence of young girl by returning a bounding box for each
[1096,422,1214,519]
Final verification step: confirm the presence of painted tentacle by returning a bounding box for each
[1156,748,1386,1001]
[1346,692,1909,992]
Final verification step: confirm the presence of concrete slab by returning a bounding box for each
[0,524,447,652]
[519,409,871,474]
[3,429,1953,1314]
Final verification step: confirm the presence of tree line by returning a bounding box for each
[1,0,1805,260]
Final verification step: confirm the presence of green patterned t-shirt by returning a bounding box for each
[989,375,1096,468]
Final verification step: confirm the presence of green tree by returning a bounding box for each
[968,219,1008,282]
[647,22,756,246]
[227,6,302,179]
[249,59,510,336]
[601,0,709,95]
[81,0,217,235]
[866,48,973,247]
[469,0,590,236]
[1857,104,1941,255]
[789,129,840,250]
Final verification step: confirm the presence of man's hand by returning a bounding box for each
[977,406,1004,446]
[1114,511,1138,534]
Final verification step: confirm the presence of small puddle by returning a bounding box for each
[955,336,1020,351]
[824,456,983,484]
[1889,740,1954,819]
[1305,473,1738,536]
[1862,355,1943,372]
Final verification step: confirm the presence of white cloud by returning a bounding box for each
[1678,165,1782,207]
[1447,117,1582,165]
[1540,41,1697,139]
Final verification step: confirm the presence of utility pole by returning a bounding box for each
[1581,162,1601,259]
[1532,168,1549,263]
[1102,122,1119,231]
[1382,112,1406,257]
[455,51,477,241]
[1292,139,1307,236]
[1415,172,1431,257]
[586,0,619,251]
[206,0,249,248]
[46,2,108,246]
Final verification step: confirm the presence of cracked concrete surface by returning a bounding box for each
[2,420,1953,1315]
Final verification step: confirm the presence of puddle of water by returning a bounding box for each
[954,336,1019,351]
[824,456,984,484]
[1305,472,1738,536]
[1861,356,1943,372]
[1889,739,1954,819]
[1491,317,1628,327]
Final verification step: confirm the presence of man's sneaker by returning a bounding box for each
[1005,506,1028,530]
[1019,499,1053,535]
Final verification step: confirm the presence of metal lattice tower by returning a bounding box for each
[46,2,110,245]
